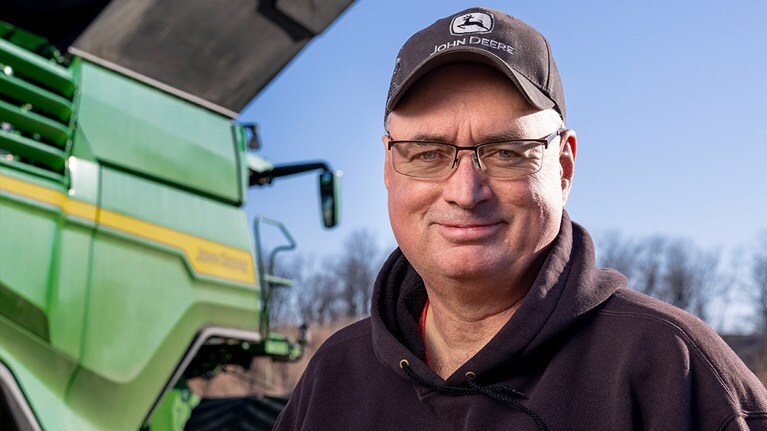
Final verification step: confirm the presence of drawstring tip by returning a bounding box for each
[511,388,530,400]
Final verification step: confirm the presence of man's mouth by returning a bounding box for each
[435,221,503,242]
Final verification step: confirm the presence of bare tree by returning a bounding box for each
[300,260,345,325]
[660,240,721,322]
[334,229,379,318]
[277,254,345,325]
[271,253,342,325]
[271,253,314,327]
[597,233,725,324]
[268,229,381,326]
[597,233,665,296]
[752,233,767,334]
[596,231,642,280]
[633,237,666,297]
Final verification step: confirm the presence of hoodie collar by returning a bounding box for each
[370,212,627,385]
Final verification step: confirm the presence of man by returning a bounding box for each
[274,7,767,430]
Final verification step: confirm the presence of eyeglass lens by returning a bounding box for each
[390,140,546,179]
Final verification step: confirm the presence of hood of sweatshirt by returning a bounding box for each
[370,212,627,388]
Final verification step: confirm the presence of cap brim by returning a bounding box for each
[386,47,555,114]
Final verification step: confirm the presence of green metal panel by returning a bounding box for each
[0,99,71,147]
[0,38,75,98]
[47,157,100,362]
[0,21,60,60]
[0,30,76,184]
[76,61,243,204]
[234,124,250,205]
[96,168,252,252]
[0,129,67,171]
[0,283,49,341]
[0,156,65,183]
[69,123,98,163]
[46,223,96,360]
[1,162,263,430]
[0,314,79,430]
[69,325,247,430]
[79,167,258,379]
[70,288,262,430]
[0,72,73,121]
[0,175,62,327]
[146,384,199,431]
[65,165,261,429]
[0,165,98,359]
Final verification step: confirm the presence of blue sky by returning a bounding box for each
[241,0,767,270]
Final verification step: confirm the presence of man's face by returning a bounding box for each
[383,63,576,287]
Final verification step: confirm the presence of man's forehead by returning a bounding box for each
[391,128,530,143]
[396,62,525,106]
[387,109,541,144]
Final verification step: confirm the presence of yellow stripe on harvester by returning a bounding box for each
[0,173,256,285]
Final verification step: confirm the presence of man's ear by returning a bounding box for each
[559,129,577,203]
[383,134,392,189]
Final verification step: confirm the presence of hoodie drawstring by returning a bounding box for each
[399,360,548,431]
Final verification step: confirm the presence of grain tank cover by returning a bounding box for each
[67,0,355,117]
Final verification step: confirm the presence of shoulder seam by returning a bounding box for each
[320,322,372,349]
[717,410,767,430]
[596,308,738,408]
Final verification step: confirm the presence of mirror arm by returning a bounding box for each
[249,161,330,187]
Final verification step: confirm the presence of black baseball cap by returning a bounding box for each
[385,7,566,122]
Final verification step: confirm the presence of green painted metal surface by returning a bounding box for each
[146,384,200,431]
[0,72,73,122]
[0,24,76,184]
[97,167,253,254]
[0,313,80,429]
[0,29,265,430]
[0,156,64,183]
[0,173,64,324]
[76,62,243,205]
[0,2,344,427]
[0,38,74,97]
[0,99,71,146]
[0,130,67,171]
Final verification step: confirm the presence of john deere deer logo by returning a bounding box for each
[458,15,489,31]
[450,12,494,35]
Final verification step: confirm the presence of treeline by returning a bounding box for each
[269,229,383,327]
[597,232,767,334]
[268,229,767,335]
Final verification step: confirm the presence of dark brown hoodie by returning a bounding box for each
[274,215,767,430]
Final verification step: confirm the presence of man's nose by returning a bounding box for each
[442,151,493,208]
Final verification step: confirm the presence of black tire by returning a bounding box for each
[184,396,289,431]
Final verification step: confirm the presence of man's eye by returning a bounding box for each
[496,149,520,159]
[404,144,451,163]
[415,150,442,161]
[485,148,524,161]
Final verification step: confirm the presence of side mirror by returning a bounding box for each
[319,170,340,228]
[243,123,261,150]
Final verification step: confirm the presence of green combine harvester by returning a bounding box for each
[0,1,352,429]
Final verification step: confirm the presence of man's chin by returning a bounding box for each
[430,247,513,279]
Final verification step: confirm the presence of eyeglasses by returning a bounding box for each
[387,129,565,179]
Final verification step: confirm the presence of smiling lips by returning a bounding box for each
[435,221,503,242]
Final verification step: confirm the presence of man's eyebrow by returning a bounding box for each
[392,130,528,142]
[480,131,527,141]
[385,132,451,142]
[406,132,451,142]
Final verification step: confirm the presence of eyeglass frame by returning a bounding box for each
[386,128,567,179]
